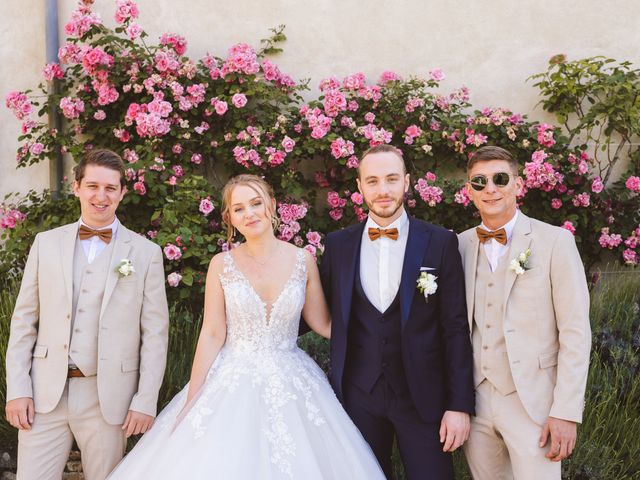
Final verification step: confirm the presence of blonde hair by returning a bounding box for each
[220,174,280,244]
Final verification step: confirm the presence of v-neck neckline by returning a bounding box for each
[227,250,301,325]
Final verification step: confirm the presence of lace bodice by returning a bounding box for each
[219,248,307,353]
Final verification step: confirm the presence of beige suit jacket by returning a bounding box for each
[458,213,591,424]
[6,221,169,425]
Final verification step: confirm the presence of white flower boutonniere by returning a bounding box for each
[509,248,532,276]
[116,258,135,277]
[416,272,438,302]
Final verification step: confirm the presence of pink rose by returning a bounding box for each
[125,23,142,40]
[561,221,576,235]
[199,198,214,216]
[133,181,146,195]
[306,231,322,246]
[591,177,604,194]
[164,243,182,261]
[281,136,295,153]
[29,143,44,155]
[625,175,640,193]
[93,110,106,120]
[551,198,562,210]
[232,93,248,108]
[191,153,203,164]
[329,208,343,221]
[167,272,182,287]
[214,100,228,115]
[428,68,445,82]
[350,192,364,205]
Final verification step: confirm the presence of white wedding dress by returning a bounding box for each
[108,249,385,479]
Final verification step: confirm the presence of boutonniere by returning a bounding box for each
[416,271,438,302]
[509,249,532,276]
[116,258,135,277]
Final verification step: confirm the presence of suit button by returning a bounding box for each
[82,289,88,293]
[488,283,494,287]
[482,346,488,350]
[485,324,491,329]
[382,339,388,345]
[487,303,493,307]
[382,362,388,368]
[74,328,80,333]
[66,314,71,319]
[77,308,84,313]
[63,344,68,350]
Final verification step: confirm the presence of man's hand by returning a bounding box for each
[539,417,577,462]
[5,397,35,430]
[439,410,470,452]
[122,410,155,438]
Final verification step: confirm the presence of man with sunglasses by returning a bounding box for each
[458,146,591,479]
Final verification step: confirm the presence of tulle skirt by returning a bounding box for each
[107,346,385,479]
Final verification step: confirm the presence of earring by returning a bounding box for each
[232,227,237,239]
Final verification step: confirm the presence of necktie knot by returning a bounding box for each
[368,227,399,241]
[476,227,507,245]
[79,225,113,244]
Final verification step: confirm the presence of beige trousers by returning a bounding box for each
[17,376,126,480]
[463,380,561,480]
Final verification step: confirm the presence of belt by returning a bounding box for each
[67,367,85,378]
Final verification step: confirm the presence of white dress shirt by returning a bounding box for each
[480,210,519,272]
[360,210,410,312]
[78,217,119,264]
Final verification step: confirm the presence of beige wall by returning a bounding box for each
[2,0,639,199]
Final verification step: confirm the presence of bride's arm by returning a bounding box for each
[301,250,332,339]
[185,253,227,404]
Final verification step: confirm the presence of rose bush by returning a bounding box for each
[2,0,638,313]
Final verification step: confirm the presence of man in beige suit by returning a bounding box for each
[5,149,169,480]
[458,146,591,479]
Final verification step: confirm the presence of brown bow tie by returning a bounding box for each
[79,225,113,244]
[368,227,399,241]
[476,227,507,245]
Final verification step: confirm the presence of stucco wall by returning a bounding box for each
[2,0,639,199]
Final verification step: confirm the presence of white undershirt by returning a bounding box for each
[78,217,119,264]
[360,210,409,312]
[480,210,518,272]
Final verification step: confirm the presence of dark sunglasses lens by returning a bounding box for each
[470,175,487,191]
[493,172,511,186]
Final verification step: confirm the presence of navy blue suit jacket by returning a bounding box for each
[320,216,475,422]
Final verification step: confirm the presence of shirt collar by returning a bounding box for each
[480,210,519,243]
[365,209,409,233]
[78,216,120,239]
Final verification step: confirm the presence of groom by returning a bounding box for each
[320,144,474,479]
[458,146,591,479]
[5,149,169,480]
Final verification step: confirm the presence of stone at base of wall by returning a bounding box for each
[0,449,84,479]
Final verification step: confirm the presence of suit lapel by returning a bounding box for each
[400,218,430,329]
[60,222,79,307]
[503,213,532,305]
[99,225,132,319]
[465,232,480,331]
[339,222,366,330]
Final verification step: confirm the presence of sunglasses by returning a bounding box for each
[469,172,513,191]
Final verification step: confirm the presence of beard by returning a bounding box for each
[365,194,405,219]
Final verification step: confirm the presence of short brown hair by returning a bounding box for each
[467,146,519,175]
[358,144,406,177]
[74,148,126,187]
[220,174,279,244]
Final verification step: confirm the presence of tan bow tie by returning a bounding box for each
[368,227,399,241]
[79,225,113,244]
[476,227,507,245]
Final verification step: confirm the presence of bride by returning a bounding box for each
[107,174,385,479]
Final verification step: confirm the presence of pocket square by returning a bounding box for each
[420,266,436,272]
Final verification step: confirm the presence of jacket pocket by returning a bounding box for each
[32,345,48,358]
[121,357,140,373]
[539,350,558,369]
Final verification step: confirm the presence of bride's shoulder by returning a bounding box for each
[208,250,230,274]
